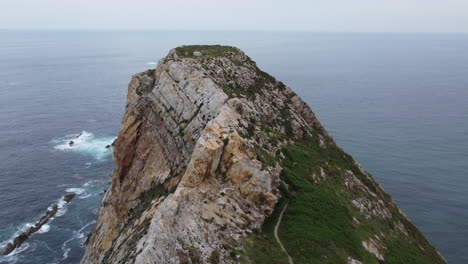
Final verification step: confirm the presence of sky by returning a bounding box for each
[1,0,468,32]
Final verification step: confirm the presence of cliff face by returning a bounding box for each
[81,46,446,264]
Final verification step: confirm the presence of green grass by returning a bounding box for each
[243,200,291,264]
[278,138,378,264]
[254,145,276,167]
[243,131,446,263]
[139,184,168,209]
[385,238,445,264]
[175,45,240,58]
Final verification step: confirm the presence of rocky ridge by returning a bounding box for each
[81,45,446,264]
[2,193,76,256]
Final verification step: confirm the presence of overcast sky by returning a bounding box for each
[1,0,468,32]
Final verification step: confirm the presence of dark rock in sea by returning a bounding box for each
[64,193,76,203]
[105,145,111,149]
[69,141,74,146]
[111,139,116,147]
[83,232,92,246]
[1,193,76,255]
[2,243,15,256]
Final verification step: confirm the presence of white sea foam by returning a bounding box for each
[53,131,116,161]
[0,241,7,251]
[78,220,96,233]
[56,207,67,217]
[83,180,93,187]
[37,224,50,234]
[49,195,70,217]
[7,242,29,256]
[66,187,85,195]
[78,194,92,199]
[146,62,157,65]
[0,255,18,264]
[62,247,70,259]
[60,220,96,261]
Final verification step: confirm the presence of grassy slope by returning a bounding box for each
[243,199,291,264]
[175,45,239,58]
[243,130,446,264]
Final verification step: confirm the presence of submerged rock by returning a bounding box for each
[81,45,446,264]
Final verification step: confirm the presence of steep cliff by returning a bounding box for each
[82,45,446,264]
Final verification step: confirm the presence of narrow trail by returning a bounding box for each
[274,201,294,264]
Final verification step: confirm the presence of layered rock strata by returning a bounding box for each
[82,45,446,264]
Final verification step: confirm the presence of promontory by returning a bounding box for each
[81,45,446,264]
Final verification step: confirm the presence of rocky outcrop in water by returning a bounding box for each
[81,46,446,264]
[2,193,76,255]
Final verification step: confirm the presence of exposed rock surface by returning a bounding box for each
[81,45,446,264]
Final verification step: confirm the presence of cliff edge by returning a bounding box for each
[81,45,446,264]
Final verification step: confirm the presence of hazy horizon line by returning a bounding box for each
[1,28,468,34]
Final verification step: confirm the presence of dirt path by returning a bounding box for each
[274,201,294,264]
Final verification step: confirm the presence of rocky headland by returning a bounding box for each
[81,45,446,264]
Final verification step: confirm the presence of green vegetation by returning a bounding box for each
[187,247,202,263]
[174,45,283,99]
[222,68,279,99]
[175,45,240,58]
[135,69,156,95]
[385,239,445,264]
[243,200,291,264]
[208,250,220,264]
[139,184,168,209]
[254,145,276,167]
[243,130,446,263]
[278,138,378,264]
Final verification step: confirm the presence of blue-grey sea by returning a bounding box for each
[0,31,466,264]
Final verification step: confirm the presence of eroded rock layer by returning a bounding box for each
[81,46,446,264]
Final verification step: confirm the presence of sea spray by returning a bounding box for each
[53,131,116,161]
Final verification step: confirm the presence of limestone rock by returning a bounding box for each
[80,45,446,264]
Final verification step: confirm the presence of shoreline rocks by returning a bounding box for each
[2,193,76,256]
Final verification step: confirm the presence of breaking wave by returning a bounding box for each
[60,220,96,261]
[65,188,85,195]
[37,225,50,234]
[53,131,116,161]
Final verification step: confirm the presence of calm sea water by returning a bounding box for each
[0,31,466,264]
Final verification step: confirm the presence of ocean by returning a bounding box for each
[0,31,466,264]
